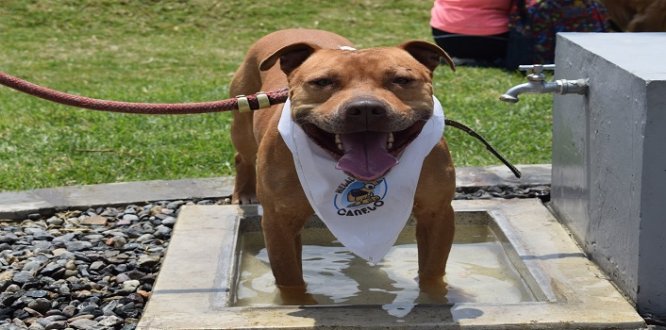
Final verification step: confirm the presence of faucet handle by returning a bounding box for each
[518,64,556,74]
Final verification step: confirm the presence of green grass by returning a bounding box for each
[0,0,552,192]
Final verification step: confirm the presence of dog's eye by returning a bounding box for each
[392,76,414,86]
[309,78,335,87]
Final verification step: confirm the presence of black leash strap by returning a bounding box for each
[445,119,522,178]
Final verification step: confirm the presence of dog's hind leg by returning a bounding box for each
[229,61,261,204]
[230,111,258,204]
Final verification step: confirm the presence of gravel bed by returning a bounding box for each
[0,186,549,329]
[455,184,551,201]
[0,199,228,330]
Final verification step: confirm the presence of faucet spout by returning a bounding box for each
[499,80,569,103]
[499,64,589,103]
[499,82,541,103]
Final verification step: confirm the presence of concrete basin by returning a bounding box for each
[138,199,644,329]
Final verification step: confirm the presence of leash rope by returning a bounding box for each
[0,71,288,114]
[0,71,520,178]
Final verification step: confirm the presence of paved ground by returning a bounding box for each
[0,164,550,219]
[3,164,662,329]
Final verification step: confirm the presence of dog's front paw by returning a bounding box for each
[277,285,318,305]
[418,276,449,303]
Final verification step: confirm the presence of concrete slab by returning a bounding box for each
[0,177,234,219]
[138,199,644,329]
[0,165,550,220]
[455,164,550,188]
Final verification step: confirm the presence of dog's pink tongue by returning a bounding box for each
[336,132,398,181]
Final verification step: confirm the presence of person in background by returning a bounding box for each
[430,0,512,67]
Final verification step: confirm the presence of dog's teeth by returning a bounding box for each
[387,133,394,149]
[335,134,344,150]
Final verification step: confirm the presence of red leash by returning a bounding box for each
[0,71,288,114]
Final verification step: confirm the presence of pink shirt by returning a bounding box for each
[430,0,511,36]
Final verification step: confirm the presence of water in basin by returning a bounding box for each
[234,213,536,316]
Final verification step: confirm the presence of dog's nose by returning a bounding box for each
[344,99,388,119]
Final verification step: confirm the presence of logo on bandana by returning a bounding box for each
[333,177,388,216]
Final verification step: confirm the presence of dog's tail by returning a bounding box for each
[229,55,264,99]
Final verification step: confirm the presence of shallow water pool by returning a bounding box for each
[234,215,535,316]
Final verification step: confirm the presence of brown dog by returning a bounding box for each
[601,0,666,31]
[229,29,456,302]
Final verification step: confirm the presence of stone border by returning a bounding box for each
[0,165,550,220]
[138,199,644,329]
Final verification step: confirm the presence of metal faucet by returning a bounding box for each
[499,64,589,103]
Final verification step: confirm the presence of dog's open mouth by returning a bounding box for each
[301,121,427,181]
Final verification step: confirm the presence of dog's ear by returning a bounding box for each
[399,40,455,72]
[259,43,321,75]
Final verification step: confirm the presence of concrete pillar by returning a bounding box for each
[551,32,666,318]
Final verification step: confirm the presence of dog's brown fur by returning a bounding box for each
[229,29,456,302]
[601,0,666,31]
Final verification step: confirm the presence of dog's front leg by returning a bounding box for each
[261,209,306,288]
[256,130,317,304]
[261,198,318,305]
[412,143,456,298]
[414,203,455,303]
[414,203,455,280]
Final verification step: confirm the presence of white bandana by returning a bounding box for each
[277,97,445,263]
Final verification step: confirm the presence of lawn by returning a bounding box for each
[0,0,552,192]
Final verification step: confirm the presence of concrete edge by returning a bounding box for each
[0,164,550,220]
[138,199,645,329]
